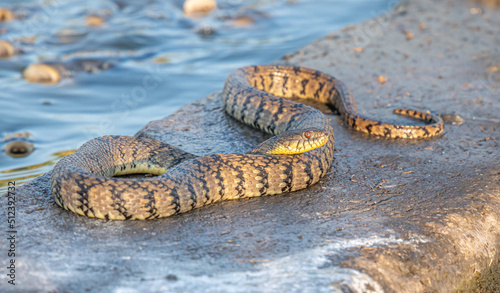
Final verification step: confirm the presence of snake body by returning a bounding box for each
[50,65,444,220]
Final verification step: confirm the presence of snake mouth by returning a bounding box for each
[287,134,329,154]
[111,164,167,177]
[267,130,329,155]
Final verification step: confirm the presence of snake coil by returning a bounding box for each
[50,65,443,220]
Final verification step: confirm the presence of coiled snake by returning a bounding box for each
[50,65,444,220]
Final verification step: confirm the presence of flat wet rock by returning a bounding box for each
[1,0,499,292]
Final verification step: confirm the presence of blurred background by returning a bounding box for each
[0,0,394,192]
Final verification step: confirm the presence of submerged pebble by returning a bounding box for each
[0,40,15,58]
[3,132,34,158]
[230,15,255,27]
[86,15,106,27]
[24,59,114,84]
[195,24,217,37]
[55,27,89,45]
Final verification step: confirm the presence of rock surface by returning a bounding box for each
[1,0,499,292]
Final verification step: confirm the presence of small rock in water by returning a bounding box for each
[24,64,63,84]
[55,27,89,44]
[80,59,113,73]
[183,0,217,16]
[3,132,34,158]
[196,24,217,37]
[0,40,14,58]
[230,15,255,27]
[0,8,14,22]
[86,15,106,27]
[23,59,113,84]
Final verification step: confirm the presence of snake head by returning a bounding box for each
[250,128,329,155]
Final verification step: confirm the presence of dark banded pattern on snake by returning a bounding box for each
[50,65,443,220]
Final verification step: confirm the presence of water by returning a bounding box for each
[0,0,393,192]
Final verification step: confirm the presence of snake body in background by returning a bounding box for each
[50,65,444,220]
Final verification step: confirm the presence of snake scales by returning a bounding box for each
[50,65,444,220]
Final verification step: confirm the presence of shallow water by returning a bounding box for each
[0,0,393,192]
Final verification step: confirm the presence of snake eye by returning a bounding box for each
[304,131,311,139]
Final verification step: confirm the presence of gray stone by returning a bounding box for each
[1,0,499,292]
